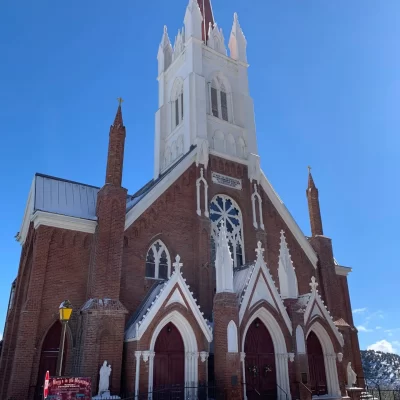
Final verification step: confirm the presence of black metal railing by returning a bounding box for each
[345,376,400,400]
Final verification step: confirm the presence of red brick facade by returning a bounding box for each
[0,107,362,399]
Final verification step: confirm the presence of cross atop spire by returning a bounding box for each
[255,241,264,261]
[309,276,318,292]
[173,254,183,273]
[197,0,215,42]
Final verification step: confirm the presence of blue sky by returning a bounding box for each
[0,0,399,352]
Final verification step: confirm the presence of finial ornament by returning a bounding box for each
[309,276,318,292]
[117,97,124,106]
[308,165,312,173]
[255,241,264,260]
[173,254,183,273]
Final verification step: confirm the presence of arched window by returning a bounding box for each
[213,130,225,153]
[171,78,184,130]
[210,195,244,268]
[237,137,246,159]
[226,133,236,156]
[145,240,171,280]
[210,75,230,122]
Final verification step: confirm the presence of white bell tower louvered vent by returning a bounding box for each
[153,0,258,179]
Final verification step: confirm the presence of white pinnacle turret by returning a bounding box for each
[215,221,234,293]
[157,25,173,75]
[229,12,247,63]
[184,0,203,42]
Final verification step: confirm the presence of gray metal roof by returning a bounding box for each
[34,174,99,220]
[31,146,198,222]
[233,262,256,299]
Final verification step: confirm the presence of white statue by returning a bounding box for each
[347,362,357,387]
[98,361,112,395]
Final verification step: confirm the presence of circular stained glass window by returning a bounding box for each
[210,195,244,268]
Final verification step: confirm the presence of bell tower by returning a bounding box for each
[153,0,259,180]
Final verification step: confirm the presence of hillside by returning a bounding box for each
[361,350,400,389]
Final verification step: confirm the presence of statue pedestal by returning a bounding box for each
[92,391,121,399]
[346,386,364,400]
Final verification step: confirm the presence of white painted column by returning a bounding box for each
[134,351,142,399]
[325,353,341,397]
[275,353,292,400]
[240,352,247,400]
[257,192,264,230]
[204,179,209,217]
[146,351,156,398]
[196,180,201,216]
[251,190,258,229]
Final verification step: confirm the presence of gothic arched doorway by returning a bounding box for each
[153,323,185,390]
[307,331,327,395]
[35,321,67,399]
[244,318,277,399]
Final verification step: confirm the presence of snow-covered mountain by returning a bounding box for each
[361,350,400,389]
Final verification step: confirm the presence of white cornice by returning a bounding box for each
[31,211,97,234]
[259,171,318,269]
[335,265,352,276]
[125,152,196,231]
[18,177,36,245]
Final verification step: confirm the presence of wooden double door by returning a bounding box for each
[153,323,185,394]
[307,331,328,395]
[244,318,277,400]
[35,321,67,400]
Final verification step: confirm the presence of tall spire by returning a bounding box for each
[197,0,215,42]
[306,166,324,236]
[105,100,126,187]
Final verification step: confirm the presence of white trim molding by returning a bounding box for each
[251,183,264,230]
[335,265,352,276]
[196,168,209,217]
[259,171,318,269]
[17,177,36,245]
[31,211,97,234]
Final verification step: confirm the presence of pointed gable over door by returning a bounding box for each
[236,242,292,334]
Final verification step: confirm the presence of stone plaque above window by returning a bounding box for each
[211,172,242,190]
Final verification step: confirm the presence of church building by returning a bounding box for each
[0,1,363,399]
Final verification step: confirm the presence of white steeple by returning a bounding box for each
[229,13,247,64]
[278,230,299,299]
[153,2,259,179]
[215,221,234,293]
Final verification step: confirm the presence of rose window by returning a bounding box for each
[210,195,244,268]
